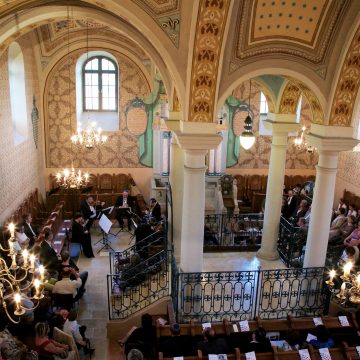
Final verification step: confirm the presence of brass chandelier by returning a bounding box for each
[0,223,45,323]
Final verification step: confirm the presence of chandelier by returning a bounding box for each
[326,262,360,304]
[71,121,107,149]
[239,79,256,150]
[293,125,316,153]
[55,164,90,189]
[0,223,45,323]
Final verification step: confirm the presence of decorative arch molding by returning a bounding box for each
[188,0,230,123]
[278,79,324,124]
[329,24,360,126]
[252,78,275,113]
[0,5,181,109]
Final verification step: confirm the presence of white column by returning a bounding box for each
[257,117,298,260]
[257,133,288,260]
[303,151,338,267]
[302,131,358,267]
[180,149,207,272]
[169,136,184,261]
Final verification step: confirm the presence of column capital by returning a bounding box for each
[263,120,299,134]
[267,112,297,123]
[305,133,358,153]
[173,131,222,150]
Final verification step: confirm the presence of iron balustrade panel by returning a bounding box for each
[257,268,327,319]
[170,247,179,321]
[107,250,170,320]
[278,217,306,267]
[204,213,263,250]
[178,271,258,323]
[109,235,166,274]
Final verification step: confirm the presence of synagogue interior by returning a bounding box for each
[2,0,360,359]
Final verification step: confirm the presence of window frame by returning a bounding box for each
[82,55,118,112]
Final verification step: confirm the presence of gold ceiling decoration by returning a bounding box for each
[232,0,349,68]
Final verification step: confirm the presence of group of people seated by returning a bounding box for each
[117,314,338,360]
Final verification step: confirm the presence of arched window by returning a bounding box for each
[83,56,118,111]
[259,91,269,114]
[8,42,28,145]
[259,91,271,135]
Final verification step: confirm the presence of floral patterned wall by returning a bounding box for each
[229,81,318,169]
[0,34,44,224]
[45,49,150,168]
[337,151,360,188]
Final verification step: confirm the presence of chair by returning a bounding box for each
[53,326,80,360]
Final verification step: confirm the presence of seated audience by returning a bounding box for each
[15,224,30,249]
[344,222,360,247]
[118,313,156,358]
[329,215,356,244]
[127,349,144,360]
[63,309,94,355]
[159,323,193,357]
[34,322,69,359]
[330,208,347,231]
[348,203,357,217]
[59,251,88,298]
[293,200,308,223]
[39,229,60,276]
[204,225,219,246]
[149,198,161,223]
[119,253,146,290]
[52,268,83,302]
[308,325,334,349]
[338,246,359,266]
[71,213,94,258]
[196,327,229,355]
[248,327,272,353]
[285,329,305,350]
[23,213,39,248]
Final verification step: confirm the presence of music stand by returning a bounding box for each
[95,213,114,253]
[111,206,134,237]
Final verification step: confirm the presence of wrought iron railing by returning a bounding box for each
[204,213,263,250]
[177,267,328,323]
[107,249,170,319]
[277,216,307,267]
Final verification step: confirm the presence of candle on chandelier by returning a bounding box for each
[38,265,45,282]
[356,274,360,289]
[29,254,35,271]
[11,254,17,268]
[34,279,41,298]
[339,282,346,297]
[327,269,336,286]
[14,293,21,312]
[8,223,15,238]
[343,261,353,278]
[22,249,28,268]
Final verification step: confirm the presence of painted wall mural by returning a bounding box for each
[45,49,156,168]
[227,82,318,169]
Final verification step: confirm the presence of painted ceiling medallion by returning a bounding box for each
[232,0,349,68]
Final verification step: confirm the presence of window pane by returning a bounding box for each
[102,98,109,109]
[85,98,92,109]
[108,74,115,86]
[91,74,98,86]
[85,86,92,98]
[93,98,99,109]
[102,73,109,86]
[102,58,115,71]
[85,58,98,70]
[91,86,98,98]
[108,86,115,98]
[102,86,109,97]
[108,98,116,110]
[259,92,268,114]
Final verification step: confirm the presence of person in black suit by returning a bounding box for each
[79,195,99,231]
[39,229,60,276]
[149,198,161,222]
[115,190,134,230]
[285,190,298,219]
[23,213,39,248]
[71,213,94,258]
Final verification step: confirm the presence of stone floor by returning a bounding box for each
[76,224,285,359]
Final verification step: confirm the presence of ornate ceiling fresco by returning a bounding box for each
[131,0,181,47]
[36,19,149,63]
[231,0,350,72]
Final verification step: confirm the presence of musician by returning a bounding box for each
[149,198,161,222]
[80,195,104,231]
[71,213,95,258]
[115,190,134,231]
[23,213,39,248]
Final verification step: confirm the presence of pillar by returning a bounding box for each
[302,131,358,267]
[257,116,298,260]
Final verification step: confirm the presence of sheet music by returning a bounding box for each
[99,214,112,234]
[232,323,239,332]
[245,351,256,360]
[318,347,331,360]
[202,322,211,330]
[313,317,323,326]
[239,320,250,332]
[338,315,350,326]
[298,349,311,360]
[356,346,360,356]
[306,333,317,342]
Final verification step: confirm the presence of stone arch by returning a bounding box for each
[329,24,360,126]
[278,79,324,124]
[0,4,183,118]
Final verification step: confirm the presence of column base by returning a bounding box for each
[256,248,280,261]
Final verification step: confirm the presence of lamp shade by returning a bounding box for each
[240,132,256,150]
[239,114,255,150]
